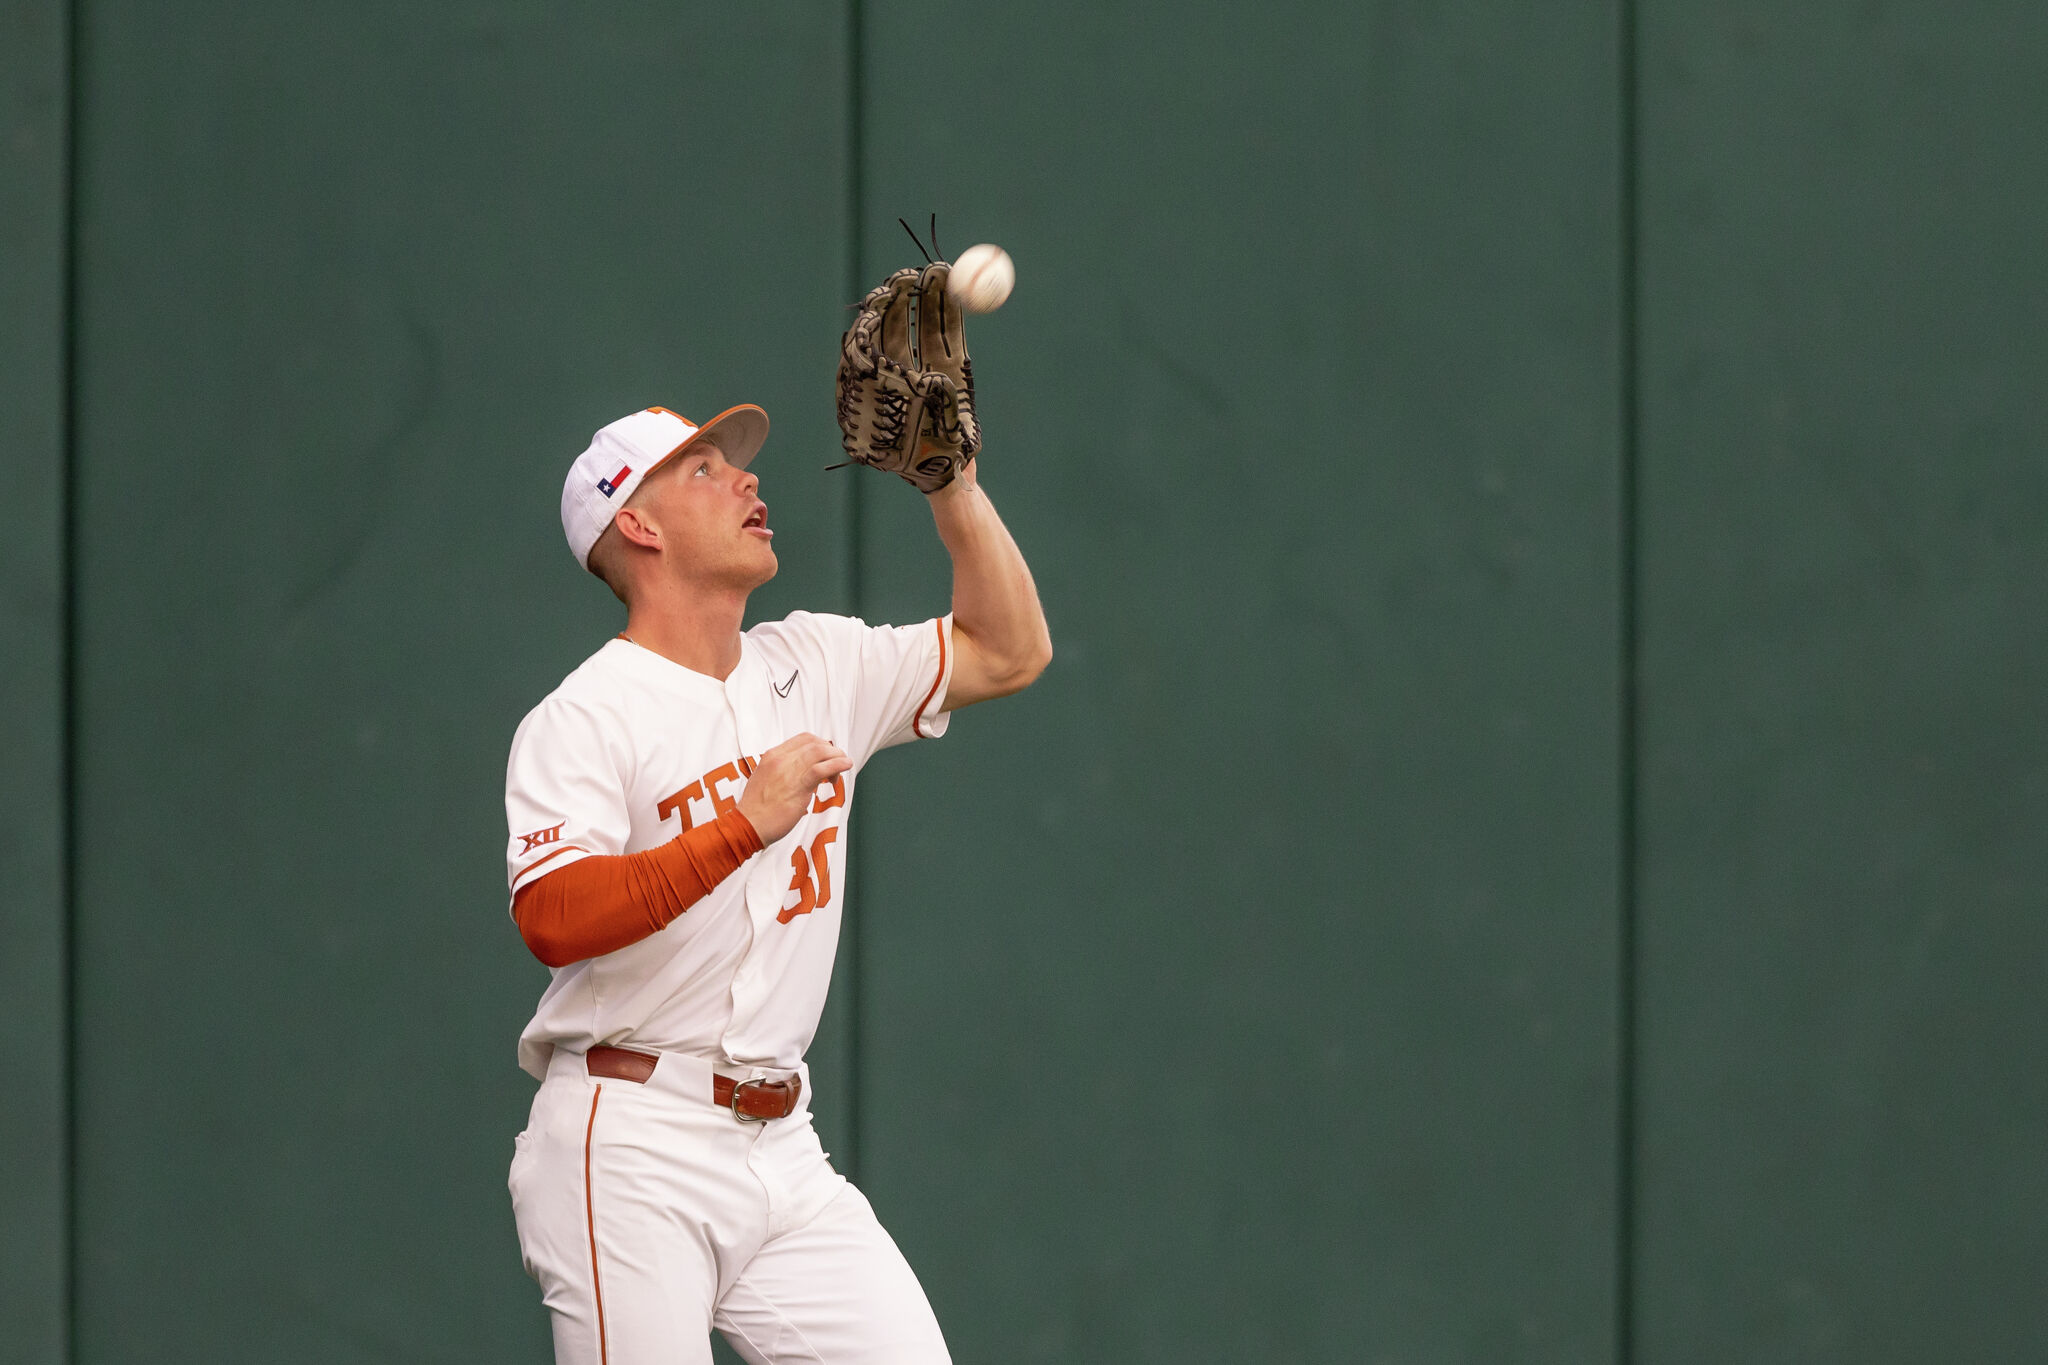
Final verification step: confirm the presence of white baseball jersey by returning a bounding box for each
[504,611,954,1080]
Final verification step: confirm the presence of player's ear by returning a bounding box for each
[614,505,661,551]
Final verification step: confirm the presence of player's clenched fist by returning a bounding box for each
[737,733,852,845]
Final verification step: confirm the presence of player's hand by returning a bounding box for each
[737,733,852,845]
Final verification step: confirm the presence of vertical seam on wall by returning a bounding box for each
[842,0,867,1186]
[1615,0,1642,1361]
[59,0,82,1357]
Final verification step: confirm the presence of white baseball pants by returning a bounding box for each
[509,1047,951,1365]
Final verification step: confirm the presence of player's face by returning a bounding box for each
[636,440,777,591]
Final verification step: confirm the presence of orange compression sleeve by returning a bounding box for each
[512,809,764,968]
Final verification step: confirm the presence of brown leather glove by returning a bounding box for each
[835,260,981,493]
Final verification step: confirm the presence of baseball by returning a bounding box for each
[948,243,1015,313]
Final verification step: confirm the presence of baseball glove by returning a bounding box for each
[836,255,981,493]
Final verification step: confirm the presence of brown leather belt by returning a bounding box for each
[584,1045,802,1123]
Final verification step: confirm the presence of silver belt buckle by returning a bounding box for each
[730,1076,772,1123]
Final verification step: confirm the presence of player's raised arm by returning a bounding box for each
[927,460,1051,710]
[834,232,1049,712]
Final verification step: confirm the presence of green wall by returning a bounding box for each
[1633,4,2048,1360]
[9,2,2045,1362]
[1,1,69,1361]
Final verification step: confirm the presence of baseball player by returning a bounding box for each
[504,257,1048,1365]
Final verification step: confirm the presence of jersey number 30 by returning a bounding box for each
[658,763,846,926]
[780,827,839,924]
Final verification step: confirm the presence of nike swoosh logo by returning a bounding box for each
[773,670,798,698]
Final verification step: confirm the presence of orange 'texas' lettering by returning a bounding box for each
[705,762,743,816]
[656,754,837,831]
[778,827,840,924]
[657,781,705,832]
[519,823,565,855]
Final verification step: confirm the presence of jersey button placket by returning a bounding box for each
[723,663,774,1054]
[726,665,786,933]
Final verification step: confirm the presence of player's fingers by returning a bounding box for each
[806,753,853,785]
[781,735,841,761]
[765,737,832,779]
[782,738,840,771]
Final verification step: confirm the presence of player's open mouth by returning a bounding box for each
[743,503,772,538]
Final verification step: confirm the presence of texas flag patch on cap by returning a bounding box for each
[597,465,632,498]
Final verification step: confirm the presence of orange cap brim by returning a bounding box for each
[643,403,771,480]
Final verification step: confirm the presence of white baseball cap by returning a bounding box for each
[560,404,770,568]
